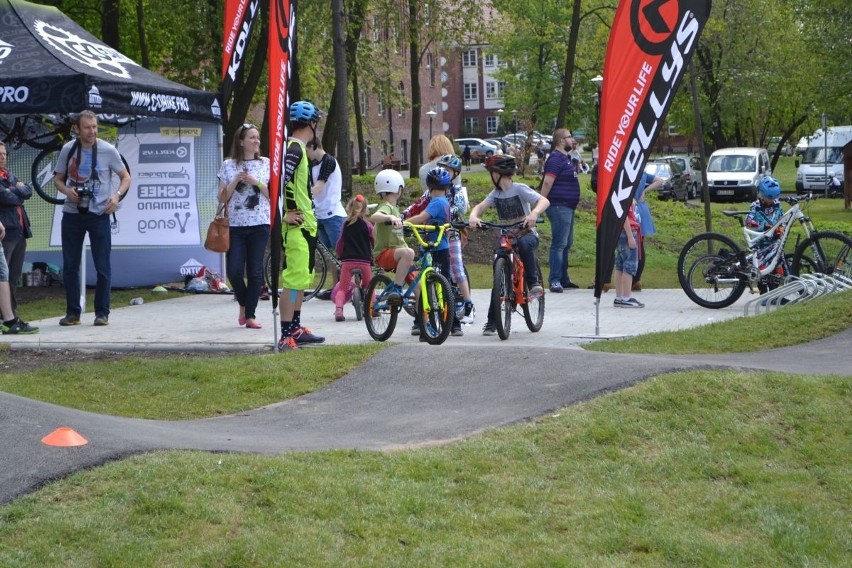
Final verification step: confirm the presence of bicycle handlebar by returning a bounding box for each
[468,218,545,231]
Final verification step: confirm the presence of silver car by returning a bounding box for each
[659,154,703,199]
[455,138,498,157]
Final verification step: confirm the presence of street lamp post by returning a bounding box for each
[590,74,603,146]
[511,109,517,135]
[497,108,504,138]
[426,109,437,140]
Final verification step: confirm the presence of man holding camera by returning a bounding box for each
[53,110,131,326]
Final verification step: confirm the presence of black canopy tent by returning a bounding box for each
[0,0,220,122]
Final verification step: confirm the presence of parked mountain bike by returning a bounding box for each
[364,222,454,345]
[678,193,852,308]
[263,237,338,302]
[0,114,72,150]
[477,219,545,340]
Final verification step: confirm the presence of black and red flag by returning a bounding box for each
[267,0,296,313]
[594,0,711,298]
[220,0,261,115]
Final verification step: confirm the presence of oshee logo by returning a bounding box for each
[130,91,191,114]
[139,143,191,164]
[138,184,190,199]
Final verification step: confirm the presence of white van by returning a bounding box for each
[705,147,771,202]
[795,125,852,194]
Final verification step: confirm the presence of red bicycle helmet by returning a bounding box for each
[485,154,516,175]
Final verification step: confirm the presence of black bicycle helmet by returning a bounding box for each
[425,167,453,189]
[485,154,516,175]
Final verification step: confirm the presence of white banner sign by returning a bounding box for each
[49,131,201,246]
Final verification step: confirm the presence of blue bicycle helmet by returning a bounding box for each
[426,167,453,189]
[289,101,320,124]
[758,176,781,199]
[436,154,462,173]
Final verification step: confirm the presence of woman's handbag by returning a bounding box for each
[204,202,230,253]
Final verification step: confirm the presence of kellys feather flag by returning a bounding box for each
[595,0,711,298]
[220,0,260,114]
[268,0,296,311]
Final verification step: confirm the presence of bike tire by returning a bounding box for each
[352,286,364,321]
[791,231,852,279]
[32,146,131,205]
[522,261,545,332]
[492,256,513,340]
[678,233,746,309]
[364,273,398,341]
[419,270,454,345]
[304,240,330,301]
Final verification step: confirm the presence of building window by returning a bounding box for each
[464,117,479,135]
[484,53,496,67]
[462,49,477,68]
[487,116,499,134]
[360,89,367,116]
[464,82,478,101]
[372,15,380,42]
[427,53,435,87]
[497,81,506,99]
[485,82,498,100]
[377,96,384,117]
[398,82,405,118]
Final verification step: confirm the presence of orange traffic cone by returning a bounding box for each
[41,427,88,447]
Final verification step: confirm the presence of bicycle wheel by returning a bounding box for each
[682,251,748,308]
[364,273,398,341]
[31,146,63,204]
[678,233,743,289]
[791,231,852,279]
[492,256,513,340]
[263,248,274,290]
[32,147,131,205]
[303,240,330,301]
[522,261,545,332]
[419,270,453,345]
[352,285,364,321]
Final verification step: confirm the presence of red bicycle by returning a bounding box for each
[477,220,545,340]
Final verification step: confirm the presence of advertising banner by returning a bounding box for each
[594,0,711,298]
[49,130,200,246]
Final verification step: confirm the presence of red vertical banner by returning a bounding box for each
[268,0,295,309]
[594,0,711,298]
[220,0,260,111]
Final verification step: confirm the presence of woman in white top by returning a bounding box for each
[217,124,270,329]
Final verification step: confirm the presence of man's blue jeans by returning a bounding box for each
[545,205,575,286]
[61,212,112,318]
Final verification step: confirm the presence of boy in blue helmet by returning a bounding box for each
[407,167,462,337]
[746,176,785,292]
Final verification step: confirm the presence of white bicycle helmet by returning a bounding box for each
[374,169,405,194]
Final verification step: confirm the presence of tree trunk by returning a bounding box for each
[101,0,119,49]
[135,0,149,68]
[331,0,352,197]
[556,0,581,131]
[407,0,421,179]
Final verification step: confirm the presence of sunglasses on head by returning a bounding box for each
[240,123,256,134]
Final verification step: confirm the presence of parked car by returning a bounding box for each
[454,137,498,157]
[484,138,507,154]
[644,159,689,202]
[705,147,771,202]
[767,136,793,157]
[659,154,702,199]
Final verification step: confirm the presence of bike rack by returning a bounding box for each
[744,273,852,316]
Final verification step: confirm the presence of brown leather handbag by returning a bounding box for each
[203,202,230,253]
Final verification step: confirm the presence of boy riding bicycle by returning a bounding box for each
[468,155,550,336]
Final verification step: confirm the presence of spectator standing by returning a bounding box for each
[613,201,643,308]
[0,141,33,313]
[539,129,581,292]
[462,145,472,171]
[217,123,270,329]
[53,110,131,327]
[632,171,663,290]
[0,221,37,334]
[308,138,346,299]
[418,135,455,192]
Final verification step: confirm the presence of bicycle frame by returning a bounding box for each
[397,222,451,314]
[494,229,529,306]
[733,194,815,279]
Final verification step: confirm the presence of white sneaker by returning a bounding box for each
[614,297,644,308]
[460,302,476,324]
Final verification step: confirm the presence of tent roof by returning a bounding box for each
[0,0,221,122]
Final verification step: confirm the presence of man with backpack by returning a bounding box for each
[53,110,131,327]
